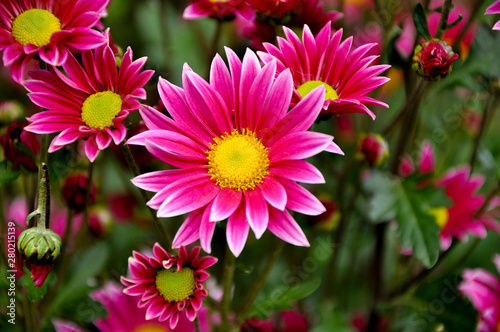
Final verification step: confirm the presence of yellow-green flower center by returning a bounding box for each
[155,267,196,303]
[81,91,122,130]
[429,207,449,229]
[207,129,269,191]
[133,324,169,332]
[297,80,339,101]
[11,9,61,47]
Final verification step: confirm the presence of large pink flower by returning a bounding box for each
[258,23,390,119]
[435,167,500,250]
[24,32,154,162]
[128,48,342,256]
[121,244,217,329]
[459,255,500,332]
[0,0,109,83]
[486,0,500,31]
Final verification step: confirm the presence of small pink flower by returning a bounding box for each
[121,244,217,330]
[258,23,390,119]
[412,39,458,81]
[459,255,500,332]
[486,0,500,30]
[0,0,109,83]
[24,31,154,162]
[356,133,389,168]
[183,0,254,21]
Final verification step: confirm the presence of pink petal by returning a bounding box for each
[227,202,250,257]
[172,208,204,248]
[259,176,287,210]
[267,207,310,246]
[280,178,326,215]
[269,131,333,162]
[210,188,242,222]
[199,205,216,253]
[269,160,325,183]
[245,189,269,239]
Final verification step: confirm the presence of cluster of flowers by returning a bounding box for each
[2,0,500,331]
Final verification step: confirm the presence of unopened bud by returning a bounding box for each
[17,228,61,266]
[356,133,389,168]
[412,39,458,81]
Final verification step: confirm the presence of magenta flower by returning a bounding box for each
[0,120,40,171]
[0,0,109,83]
[412,39,459,81]
[128,48,342,256]
[183,0,253,21]
[459,255,500,332]
[258,23,390,119]
[435,167,500,250]
[121,244,217,329]
[486,0,500,30]
[24,32,154,162]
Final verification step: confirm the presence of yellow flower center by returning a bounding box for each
[81,91,122,129]
[133,324,169,332]
[297,80,339,101]
[428,207,449,229]
[207,129,269,191]
[11,9,61,47]
[155,267,196,303]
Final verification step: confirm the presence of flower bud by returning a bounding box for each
[61,173,97,212]
[0,121,40,171]
[17,228,61,266]
[412,39,458,81]
[307,197,340,231]
[356,133,389,168]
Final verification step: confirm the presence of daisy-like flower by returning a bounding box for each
[128,48,342,256]
[183,0,253,21]
[486,0,500,31]
[0,0,109,83]
[459,255,500,332]
[24,31,154,162]
[120,244,217,329]
[433,167,500,250]
[258,23,390,119]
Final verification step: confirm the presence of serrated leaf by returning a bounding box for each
[413,3,432,40]
[364,171,399,223]
[247,278,321,319]
[0,160,20,185]
[395,180,443,268]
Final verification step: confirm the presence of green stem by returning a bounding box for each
[26,163,50,230]
[220,245,235,332]
[194,316,202,332]
[236,241,285,318]
[434,0,453,40]
[120,143,173,246]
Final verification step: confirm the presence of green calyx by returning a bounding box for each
[17,223,61,265]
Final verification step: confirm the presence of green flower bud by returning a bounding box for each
[17,228,61,265]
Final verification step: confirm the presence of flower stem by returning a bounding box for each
[236,240,285,318]
[434,0,453,40]
[120,143,172,247]
[220,245,235,332]
[194,316,202,332]
[26,163,50,230]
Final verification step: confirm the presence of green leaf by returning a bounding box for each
[0,160,20,186]
[364,170,399,223]
[413,3,432,40]
[19,270,49,302]
[394,180,444,268]
[247,278,321,319]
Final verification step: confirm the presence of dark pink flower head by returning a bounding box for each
[486,0,500,31]
[258,23,390,120]
[459,255,500,332]
[435,167,500,250]
[24,31,154,162]
[412,39,459,81]
[398,140,435,177]
[183,0,254,21]
[128,48,343,256]
[0,120,40,171]
[61,173,97,212]
[121,244,217,330]
[290,0,342,34]
[0,0,109,83]
[355,133,389,168]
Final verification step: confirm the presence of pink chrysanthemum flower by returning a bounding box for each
[486,0,500,31]
[0,0,109,83]
[183,0,253,21]
[258,23,390,119]
[120,244,217,330]
[128,48,342,256]
[24,32,154,162]
[434,167,500,250]
[459,255,500,332]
